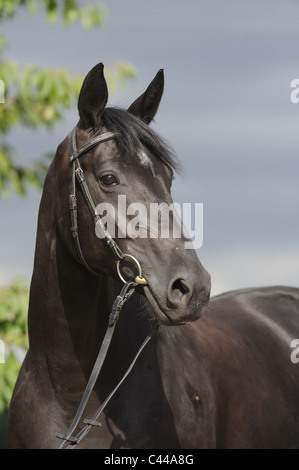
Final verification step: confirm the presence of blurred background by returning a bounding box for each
[0,0,298,447]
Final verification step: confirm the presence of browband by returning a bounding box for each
[69,127,117,162]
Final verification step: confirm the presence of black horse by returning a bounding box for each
[8,63,299,449]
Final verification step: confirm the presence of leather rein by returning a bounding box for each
[56,127,154,449]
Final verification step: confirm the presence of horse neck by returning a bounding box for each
[27,187,155,400]
[27,183,120,388]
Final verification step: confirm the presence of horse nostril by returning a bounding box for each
[172,279,190,299]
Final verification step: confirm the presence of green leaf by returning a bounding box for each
[0,1,136,197]
[26,0,37,16]
[0,278,29,411]
[44,0,57,23]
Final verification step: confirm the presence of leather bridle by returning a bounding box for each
[68,126,148,282]
[56,127,154,449]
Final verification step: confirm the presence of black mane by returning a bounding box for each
[98,107,180,173]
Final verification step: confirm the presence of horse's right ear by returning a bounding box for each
[78,63,108,129]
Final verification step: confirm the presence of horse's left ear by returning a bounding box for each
[127,69,164,124]
[78,62,108,129]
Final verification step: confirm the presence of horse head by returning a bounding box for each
[56,63,211,326]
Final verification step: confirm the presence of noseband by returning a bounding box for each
[56,127,153,449]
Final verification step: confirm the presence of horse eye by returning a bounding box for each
[100,174,118,186]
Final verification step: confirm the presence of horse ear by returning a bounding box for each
[78,63,108,129]
[127,69,164,124]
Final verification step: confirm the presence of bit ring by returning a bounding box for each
[117,254,149,285]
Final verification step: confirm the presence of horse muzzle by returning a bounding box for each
[143,269,211,326]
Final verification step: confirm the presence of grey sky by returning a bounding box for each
[0,0,298,294]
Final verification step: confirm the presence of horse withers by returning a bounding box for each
[8,63,299,449]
